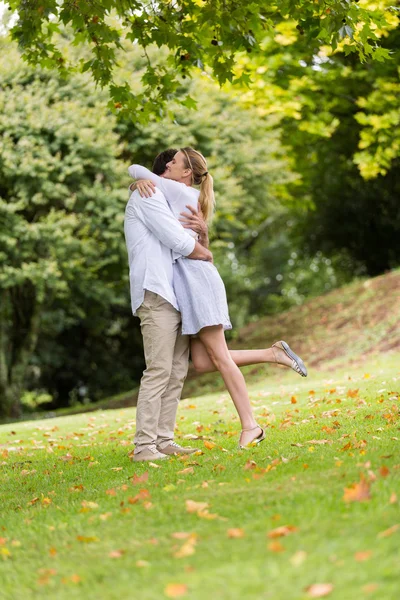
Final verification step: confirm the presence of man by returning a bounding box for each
[124,149,212,462]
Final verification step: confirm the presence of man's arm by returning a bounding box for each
[132,192,212,261]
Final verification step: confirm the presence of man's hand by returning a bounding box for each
[130,180,156,198]
[187,241,213,262]
[179,204,209,248]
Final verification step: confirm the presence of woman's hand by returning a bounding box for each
[131,179,156,198]
[179,204,209,248]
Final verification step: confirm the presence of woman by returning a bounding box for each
[129,148,307,448]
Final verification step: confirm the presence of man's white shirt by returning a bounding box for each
[124,187,196,315]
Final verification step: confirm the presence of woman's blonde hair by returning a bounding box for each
[180,146,215,222]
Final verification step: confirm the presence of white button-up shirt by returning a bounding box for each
[124,188,196,315]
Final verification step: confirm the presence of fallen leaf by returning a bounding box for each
[49,547,57,557]
[178,467,195,475]
[111,467,123,472]
[109,550,124,558]
[377,524,399,538]
[59,453,73,461]
[354,551,372,562]
[290,550,307,566]
[267,525,298,538]
[173,535,197,558]
[305,583,334,598]
[379,466,390,477]
[343,477,371,503]
[291,396,297,404]
[390,492,397,504]
[70,574,81,584]
[244,460,257,470]
[172,532,192,540]
[185,500,209,514]
[362,583,379,594]
[347,389,359,398]
[136,560,150,567]
[204,441,216,450]
[76,536,99,543]
[268,541,285,552]
[227,528,245,538]
[106,488,116,496]
[132,472,149,485]
[165,583,188,598]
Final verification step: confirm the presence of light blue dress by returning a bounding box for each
[128,165,232,335]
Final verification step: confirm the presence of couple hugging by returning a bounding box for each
[124,147,307,463]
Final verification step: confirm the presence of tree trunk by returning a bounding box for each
[0,286,42,419]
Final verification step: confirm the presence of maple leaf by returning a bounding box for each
[305,583,334,597]
[343,477,371,503]
[267,525,298,538]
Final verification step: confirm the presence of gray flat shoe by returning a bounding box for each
[272,340,308,377]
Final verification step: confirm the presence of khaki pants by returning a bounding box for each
[134,291,190,454]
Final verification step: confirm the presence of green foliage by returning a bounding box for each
[0,40,128,417]
[4,0,393,119]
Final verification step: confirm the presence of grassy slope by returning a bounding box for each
[0,272,399,600]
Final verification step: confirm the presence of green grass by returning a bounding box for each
[1,351,399,600]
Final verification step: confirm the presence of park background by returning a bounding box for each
[0,0,399,420]
[0,2,399,599]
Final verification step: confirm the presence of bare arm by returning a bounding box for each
[180,204,209,249]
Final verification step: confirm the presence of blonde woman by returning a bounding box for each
[129,147,307,448]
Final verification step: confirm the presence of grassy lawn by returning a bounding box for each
[1,351,399,600]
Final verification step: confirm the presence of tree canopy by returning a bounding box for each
[5,0,393,119]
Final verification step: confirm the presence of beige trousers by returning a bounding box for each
[134,291,190,454]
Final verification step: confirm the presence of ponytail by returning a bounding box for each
[199,172,215,222]
[180,146,215,222]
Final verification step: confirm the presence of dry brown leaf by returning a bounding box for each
[377,524,399,538]
[305,583,334,598]
[343,477,371,503]
[267,525,298,538]
[227,528,245,538]
[354,551,372,562]
[185,500,209,514]
[59,453,73,461]
[244,460,257,470]
[165,583,188,598]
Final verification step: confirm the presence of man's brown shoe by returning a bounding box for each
[157,442,198,456]
[131,447,169,462]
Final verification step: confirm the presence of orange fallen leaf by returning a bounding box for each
[185,500,209,514]
[268,540,285,552]
[347,389,359,398]
[70,574,81,584]
[305,583,333,598]
[354,551,372,562]
[171,532,192,540]
[379,465,390,477]
[59,453,73,461]
[343,477,371,503]
[267,525,298,538]
[109,550,124,558]
[227,528,245,539]
[76,536,99,543]
[0,538,7,546]
[244,460,257,470]
[69,484,84,492]
[204,440,216,450]
[173,535,197,558]
[390,492,397,504]
[165,583,188,598]
[106,488,116,496]
[49,547,57,557]
[291,396,297,404]
[28,497,39,506]
[178,467,195,475]
[132,471,149,485]
[362,583,379,594]
[377,524,399,538]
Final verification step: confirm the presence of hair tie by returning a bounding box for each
[203,171,208,177]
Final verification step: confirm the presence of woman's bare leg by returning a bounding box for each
[197,325,262,447]
[191,337,291,374]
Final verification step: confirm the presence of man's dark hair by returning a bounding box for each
[152,148,178,175]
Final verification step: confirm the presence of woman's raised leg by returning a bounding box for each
[197,325,263,447]
[190,337,293,373]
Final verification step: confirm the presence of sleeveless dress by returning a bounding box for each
[128,165,232,335]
